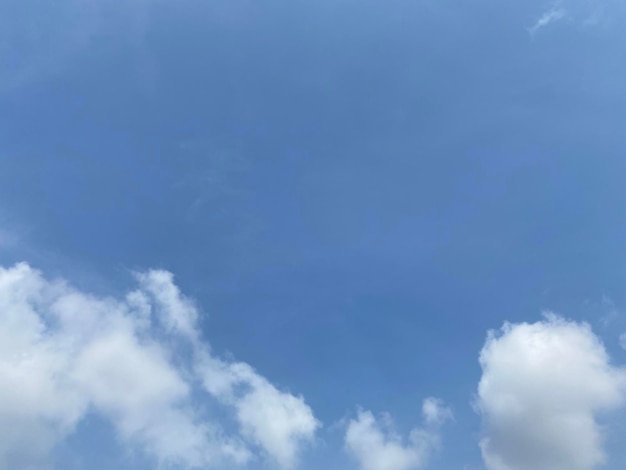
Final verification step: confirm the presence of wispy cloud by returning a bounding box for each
[529,6,567,35]
[529,0,626,34]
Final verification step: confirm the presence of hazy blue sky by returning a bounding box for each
[2,1,626,470]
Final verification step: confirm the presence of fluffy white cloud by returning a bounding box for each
[0,262,318,470]
[477,314,626,470]
[138,269,321,468]
[197,354,320,469]
[0,263,86,470]
[345,398,450,470]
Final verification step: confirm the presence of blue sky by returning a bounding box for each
[2,1,626,469]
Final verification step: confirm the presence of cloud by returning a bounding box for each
[134,270,199,341]
[422,397,453,427]
[199,355,319,469]
[529,6,567,35]
[476,314,626,470]
[528,0,626,32]
[619,332,626,350]
[138,269,321,468]
[345,398,450,470]
[0,262,318,469]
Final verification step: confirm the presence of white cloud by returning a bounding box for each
[0,262,318,469]
[529,6,567,35]
[345,399,450,470]
[134,269,199,341]
[138,268,321,467]
[422,397,453,427]
[197,354,320,469]
[476,314,626,470]
[528,0,625,33]
[619,332,626,350]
